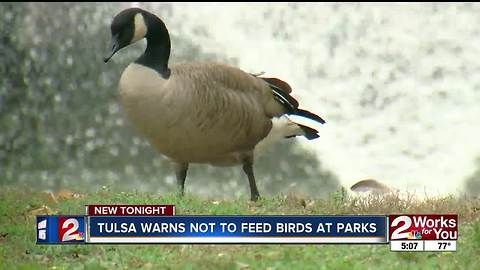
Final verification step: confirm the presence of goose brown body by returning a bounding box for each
[119,62,285,166]
[104,8,326,201]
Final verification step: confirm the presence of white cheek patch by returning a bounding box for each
[131,13,147,43]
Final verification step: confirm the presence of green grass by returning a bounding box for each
[0,187,479,270]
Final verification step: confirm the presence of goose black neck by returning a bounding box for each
[135,12,171,79]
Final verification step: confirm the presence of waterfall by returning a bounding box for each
[147,3,480,195]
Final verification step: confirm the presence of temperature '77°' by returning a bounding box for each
[438,242,451,250]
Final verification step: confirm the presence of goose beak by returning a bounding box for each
[104,34,120,63]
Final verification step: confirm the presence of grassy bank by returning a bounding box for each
[0,187,479,269]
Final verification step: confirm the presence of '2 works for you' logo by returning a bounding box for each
[389,215,457,241]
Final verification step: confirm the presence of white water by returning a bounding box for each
[143,3,480,196]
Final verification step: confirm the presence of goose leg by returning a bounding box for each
[174,162,189,196]
[242,156,260,201]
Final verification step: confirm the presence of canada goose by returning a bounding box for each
[104,8,326,201]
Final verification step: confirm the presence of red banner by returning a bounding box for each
[86,205,175,216]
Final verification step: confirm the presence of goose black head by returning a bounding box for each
[104,8,148,62]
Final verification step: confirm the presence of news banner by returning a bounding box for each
[36,205,457,251]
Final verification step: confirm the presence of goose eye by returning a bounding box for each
[118,28,131,45]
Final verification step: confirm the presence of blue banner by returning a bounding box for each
[88,215,387,244]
